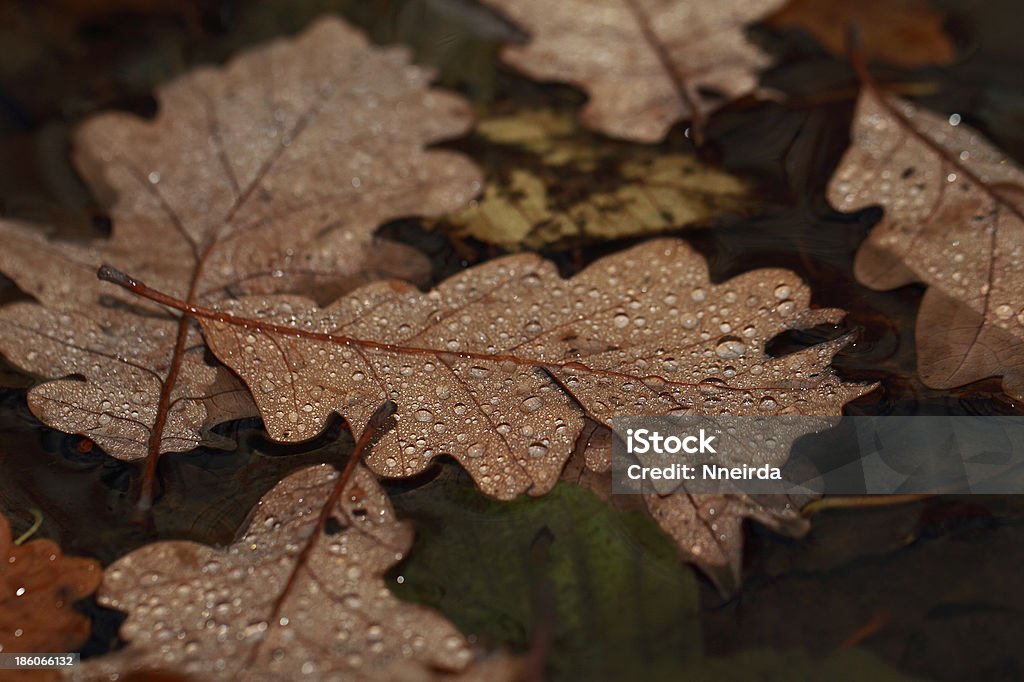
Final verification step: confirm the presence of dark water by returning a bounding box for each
[1,0,1023,679]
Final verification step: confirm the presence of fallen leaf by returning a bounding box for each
[0,511,102,657]
[101,239,873,501]
[768,0,955,69]
[77,464,513,680]
[828,76,1024,399]
[0,18,480,488]
[448,110,750,249]
[479,0,786,142]
[472,109,583,167]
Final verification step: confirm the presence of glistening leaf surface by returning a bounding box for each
[78,465,502,680]
[0,17,480,461]
[479,0,786,142]
[829,87,1024,398]
[165,239,871,500]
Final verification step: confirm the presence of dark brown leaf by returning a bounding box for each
[0,512,102,657]
[768,0,955,69]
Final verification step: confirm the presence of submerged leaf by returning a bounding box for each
[768,0,955,68]
[0,511,101,657]
[452,160,747,249]
[448,111,749,249]
[389,466,703,680]
[479,0,786,142]
[0,17,480,468]
[104,239,872,500]
[829,84,1024,399]
[79,465,512,680]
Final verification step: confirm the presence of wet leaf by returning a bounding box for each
[103,239,873,501]
[0,511,102,657]
[829,80,1024,399]
[768,0,955,69]
[0,17,480,474]
[449,111,750,249]
[78,464,515,680]
[479,0,786,142]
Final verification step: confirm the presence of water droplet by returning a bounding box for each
[690,288,707,302]
[773,284,792,300]
[995,304,1014,320]
[759,396,777,410]
[414,409,433,422]
[776,299,796,316]
[467,443,487,458]
[527,442,549,457]
[520,396,544,412]
[714,336,746,359]
[613,313,629,328]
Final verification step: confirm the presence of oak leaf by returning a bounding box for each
[768,0,955,69]
[0,511,102,659]
[829,82,1024,399]
[479,0,786,142]
[102,239,872,501]
[0,18,480,474]
[77,464,515,681]
[448,110,750,249]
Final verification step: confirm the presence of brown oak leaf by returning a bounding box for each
[101,239,873,501]
[0,18,480,484]
[768,0,955,69]
[479,0,786,142]
[76,464,517,681]
[1,511,102,658]
[828,78,1024,399]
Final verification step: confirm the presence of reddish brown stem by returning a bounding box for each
[846,27,1024,223]
[244,399,397,670]
[97,265,812,396]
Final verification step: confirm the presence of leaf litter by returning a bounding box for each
[0,16,481,506]
[76,404,522,681]
[100,239,871,502]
